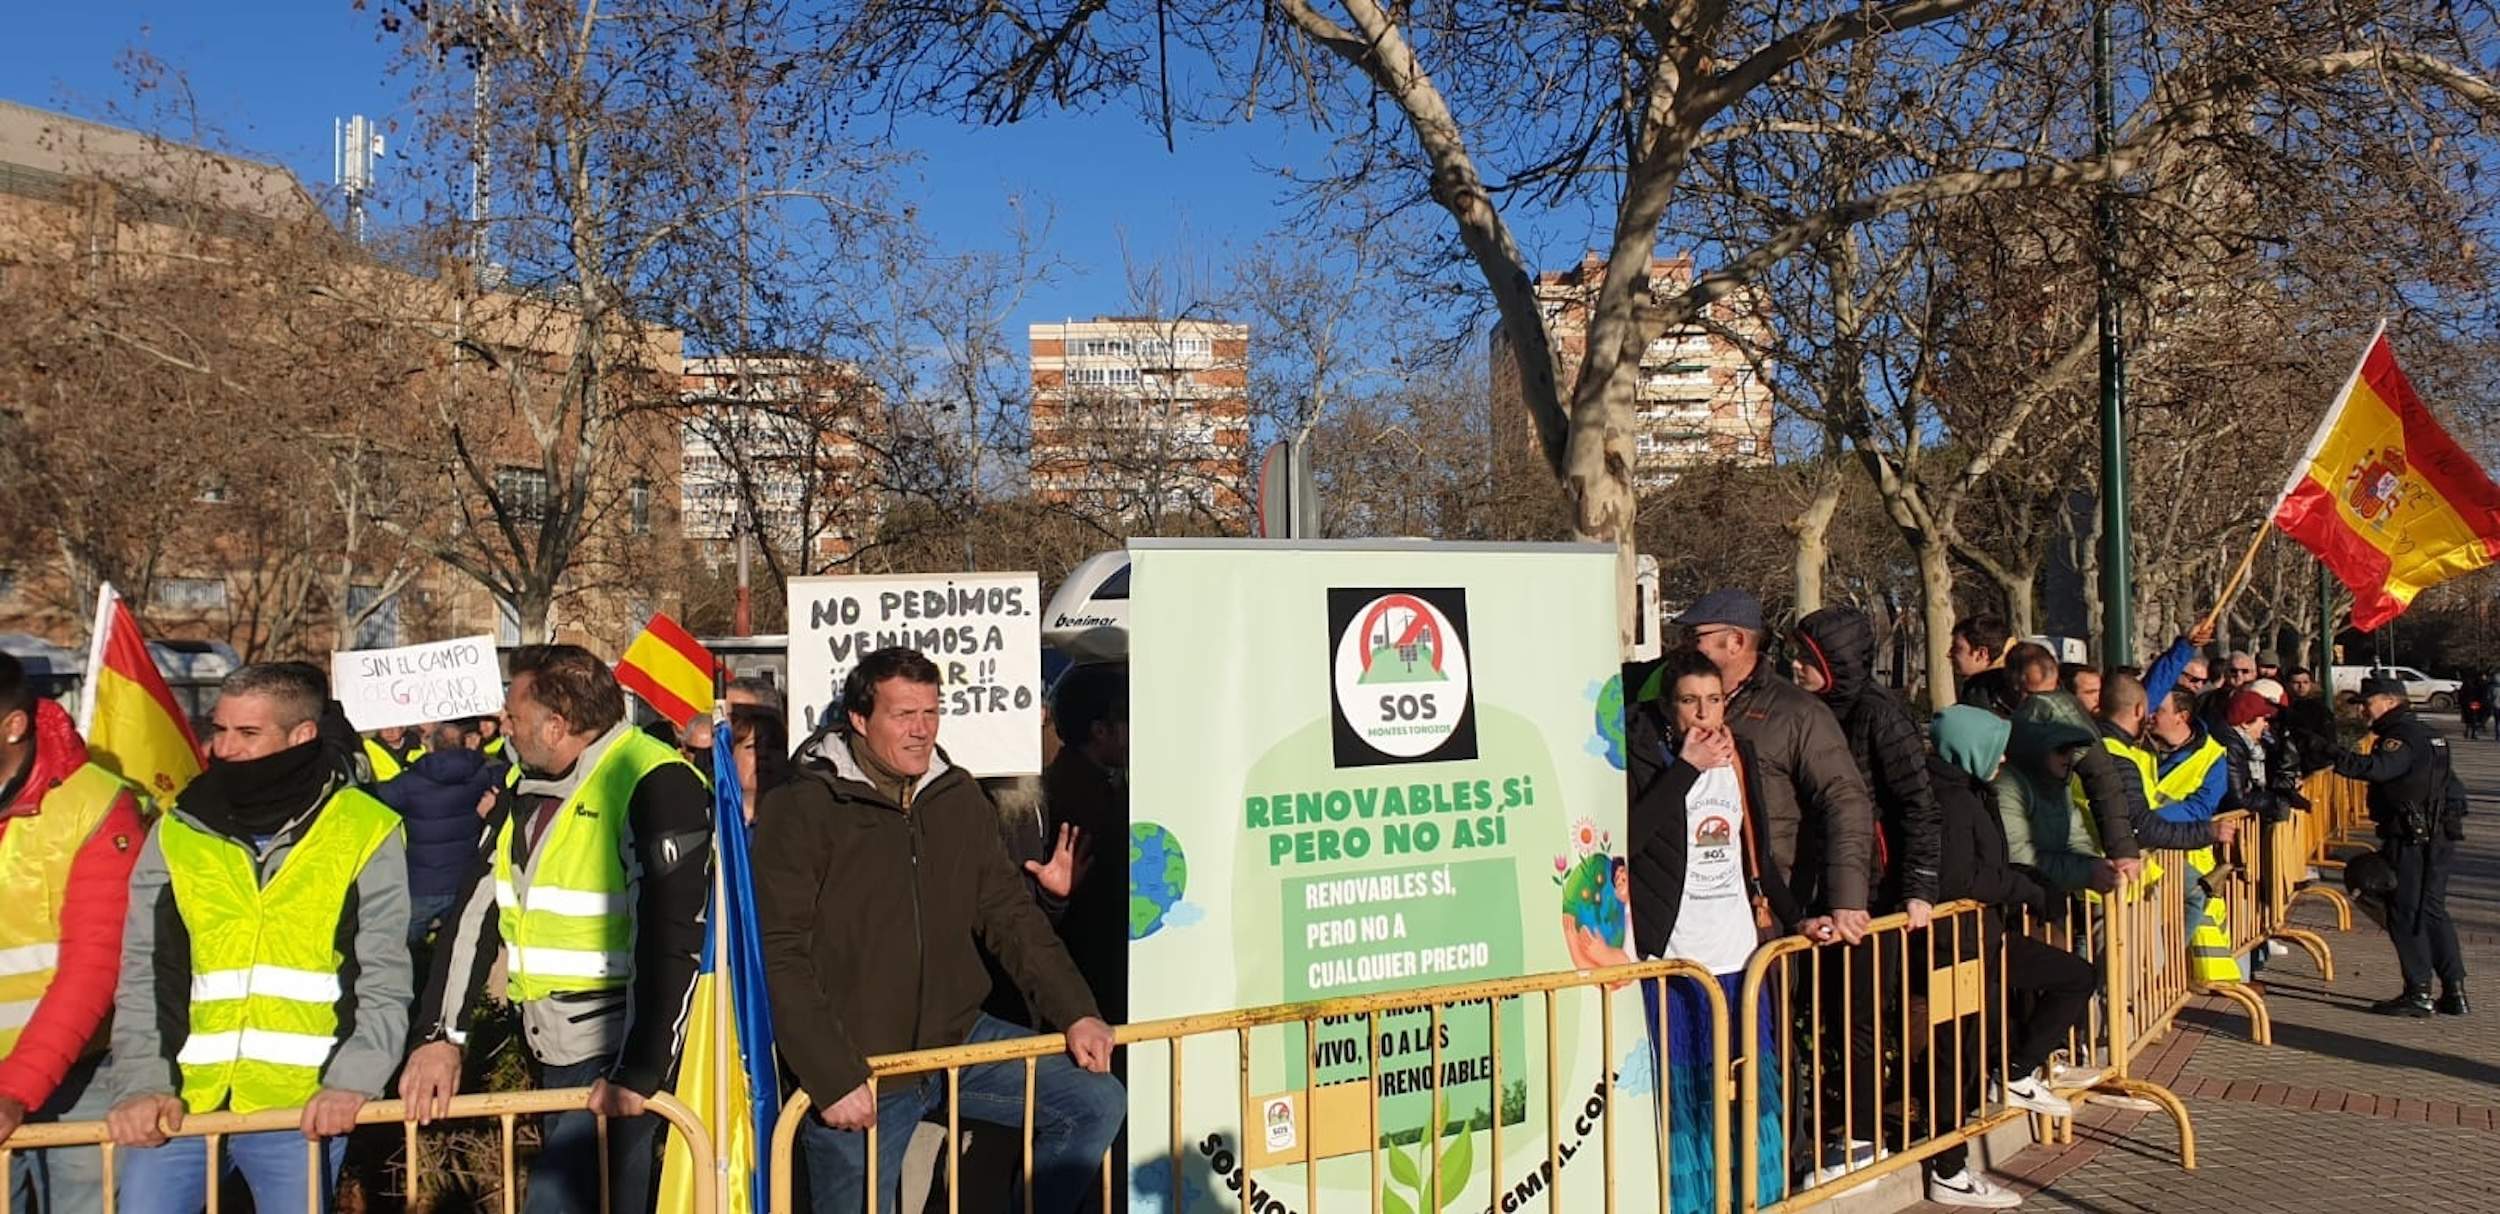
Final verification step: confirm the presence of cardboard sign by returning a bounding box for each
[331,636,504,732]
[784,573,1044,776]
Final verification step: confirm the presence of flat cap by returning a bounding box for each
[1674,588,1764,633]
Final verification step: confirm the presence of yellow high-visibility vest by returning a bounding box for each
[363,737,405,784]
[494,730,689,1002]
[158,788,400,1113]
[0,763,130,1056]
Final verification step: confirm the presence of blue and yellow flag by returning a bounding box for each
[660,725,781,1213]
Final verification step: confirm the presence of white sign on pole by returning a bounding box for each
[784,573,1044,776]
[331,635,505,732]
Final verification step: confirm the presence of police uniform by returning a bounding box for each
[2335,681,2467,1017]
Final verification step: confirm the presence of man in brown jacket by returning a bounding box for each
[755,647,1122,1214]
[1677,589,1877,941]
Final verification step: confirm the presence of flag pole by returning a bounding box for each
[2201,319,2390,641]
[711,662,735,1214]
[77,583,115,736]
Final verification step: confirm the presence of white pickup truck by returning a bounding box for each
[2331,664,2465,710]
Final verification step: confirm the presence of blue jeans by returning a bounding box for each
[117,1126,344,1214]
[801,1014,1125,1214]
[7,1057,113,1214]
[526,1056,666,1214]
[408,891,459,949]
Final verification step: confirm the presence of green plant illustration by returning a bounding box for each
[1380,1095,1475,1214]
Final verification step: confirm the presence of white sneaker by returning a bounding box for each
[1927,1166,2024,1209]
[2267,940,2291,958]
[1998,1070,2076,1118]
[1803,1139,1880,1188]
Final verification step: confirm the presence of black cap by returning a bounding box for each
[2360,676,2408,700]
[1674,588,1765,633]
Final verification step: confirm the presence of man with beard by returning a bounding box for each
[104,664,411,1213]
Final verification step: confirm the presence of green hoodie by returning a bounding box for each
[1932,706,2011,783]
[1991,695,2107,891]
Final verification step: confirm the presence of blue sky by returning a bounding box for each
[0,1,1535,335]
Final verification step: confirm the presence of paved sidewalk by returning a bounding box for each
[1912,715,2500,1213]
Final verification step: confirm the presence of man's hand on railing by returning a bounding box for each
[400,1040,466,1125]
[0,1094,23,1146]
[1830,909,1872,944]
[1905,899,1934,931]
[300,1089,366,1140]
[2112,857,2144,886]
[2214,817,2240,848]
[106,1093,184,1147]
[588,1078,647,1119]
[819,1082,877,1131]
[2087,861,2122,894]
[1067,1017,1116,1074]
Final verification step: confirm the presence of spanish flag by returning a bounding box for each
[76,583,203,805]
[2272,326,2500,631]
[614,612,715,728]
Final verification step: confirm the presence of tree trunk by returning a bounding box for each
[1791,459,1846,613]
[1562,375,1641,652]
[2004,571,2038,639]
[1917,537,1959,707]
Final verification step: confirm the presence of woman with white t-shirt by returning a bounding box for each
[1624,647,1805,1212]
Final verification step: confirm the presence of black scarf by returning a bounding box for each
[180,738,335,840]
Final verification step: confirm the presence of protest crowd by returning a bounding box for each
[0,562,2466,1214]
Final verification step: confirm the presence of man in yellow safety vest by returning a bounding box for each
[361,723,426,784]
[400,645,711,1214]
[0,654,144,1214]
[103,663,411,1213]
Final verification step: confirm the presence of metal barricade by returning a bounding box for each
[2265,813,2350,977]
[768,959,1734,1214]
[0,1087,716,1214]
[2195,811,2273,1044]
[1738,901,2052,1211]
[2013,866,2197,1162]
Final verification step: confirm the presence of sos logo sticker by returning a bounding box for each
[1327,588,1478,768]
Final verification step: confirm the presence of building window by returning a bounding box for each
[630,480,653,535]
[155,577,227,612]
[1737,437,1760,456]
[496,467,551,523]
[345,585,400,649]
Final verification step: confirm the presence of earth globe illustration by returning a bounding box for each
[1129,822,1189,940]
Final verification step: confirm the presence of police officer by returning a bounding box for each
[2336,676,2467,1017]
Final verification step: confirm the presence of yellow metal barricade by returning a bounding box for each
[769,958,1735,1214]
[2265,812,2350,976]
[2193,811,2274,1044]
[0,1087,715,1214]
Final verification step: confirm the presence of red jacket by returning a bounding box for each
[0,700,143,1111]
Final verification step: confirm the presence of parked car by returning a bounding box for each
[2331,663,2463,710]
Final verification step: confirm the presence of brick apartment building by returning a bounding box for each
[0,99,684,663]
[1489,253,1775,492]
[1027,317,1252,524]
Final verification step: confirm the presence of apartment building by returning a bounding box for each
[1489,253,1775,491]
[1027,317,1252,523]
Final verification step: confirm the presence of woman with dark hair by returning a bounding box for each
[727,704,792,816]
[1623,646,1804,1212]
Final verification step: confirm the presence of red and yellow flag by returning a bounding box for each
[2272,327,2500,631]
[77,583,203,803]
[614,612,714,728]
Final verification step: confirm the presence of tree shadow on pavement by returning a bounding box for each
[2184,1006,2500,1089]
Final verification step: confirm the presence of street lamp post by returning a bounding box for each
[2094,1,2134,665]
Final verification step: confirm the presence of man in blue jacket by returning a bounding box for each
[375,720,500,953]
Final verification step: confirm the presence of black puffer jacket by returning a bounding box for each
[1625,687,1805,955]
[1794,607,1942,907]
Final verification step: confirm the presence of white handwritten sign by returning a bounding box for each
[331,636,505,732]
[785,573,1043,775]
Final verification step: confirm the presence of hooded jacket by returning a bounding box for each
[0,699,145,1112]
[374,748,498,899]
[1992,698,2110,893]
[1699,658,1876,913]
[753,729,1100,1104]
[2020,691,2145,860]
[1929,707,2052,916]
[1793,607,1942,907]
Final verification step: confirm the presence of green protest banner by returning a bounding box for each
[1124,540,1658,1214]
